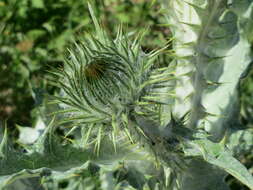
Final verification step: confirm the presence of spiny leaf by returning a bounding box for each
[0,121,8,159]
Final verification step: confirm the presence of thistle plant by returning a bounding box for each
[1,1,253,190]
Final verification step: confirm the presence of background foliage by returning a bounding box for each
[0,0,252,189]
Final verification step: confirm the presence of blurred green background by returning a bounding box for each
[0,0,252,189]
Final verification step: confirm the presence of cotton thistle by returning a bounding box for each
[1,1,253,190]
